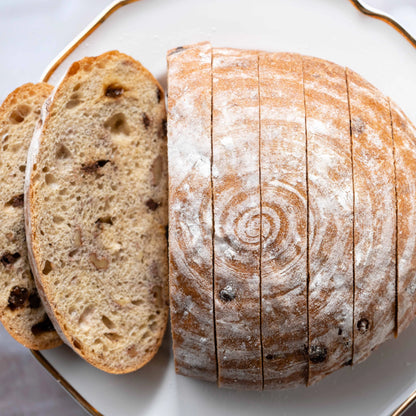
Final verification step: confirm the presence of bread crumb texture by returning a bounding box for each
[29,52,168,373]
[0,82,61,350]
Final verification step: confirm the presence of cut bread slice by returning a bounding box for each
[259,52,308,389]
[167,42,217,382]
[0,83,62,350]
[303,57,354,385]
[212,48,262,390]
[25,51,169,373]
[346,68,396,364]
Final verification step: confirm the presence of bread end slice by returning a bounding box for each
[0,83,62,350]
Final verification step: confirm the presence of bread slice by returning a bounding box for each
[389,99,416,335]
[346,68,396,364]
[167,42,217,382]
[0,83,62,350]
[303,57,354,384]
[25,51,169,373]
[212,48,262,389]
[259,52,308,389]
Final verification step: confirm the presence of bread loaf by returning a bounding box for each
[346,68,396,364]
[167,42,217,382]
[168,44,416,389]
[259,52,308,389]
[25,51,169,373]
[304,57,354,384]
[212,48,262,389]
[0,83,62,350]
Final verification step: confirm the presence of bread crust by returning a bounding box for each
[346,68,396,364]
[259,52,308,389]
[167,42,217,382]
[212,48,262,389]
[25,51,168,373]
[0,83,61,350]
[303,57,354,384]
[390,100,416,335]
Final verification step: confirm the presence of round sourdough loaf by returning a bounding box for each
[168,43,416,389]
[25,52,168,374]
[0,83,62,350]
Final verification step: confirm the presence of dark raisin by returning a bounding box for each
[219,285,235,302]
[338,328,343,336]
[29,293,41,309]
[266,354,274,361]
[156,88,162,103]
[309,344,328,364]
[81,160,109,173]
[1,252,21,266]
[5,194,24,208]
[8,286,29,311]
[105,85,124,98]
[143,113,150,128]
[31,315,54,336]
[146,199,160,211]
[357,318,370,334]
[344,359,353,367]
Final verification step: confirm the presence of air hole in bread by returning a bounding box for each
[73,83,81,92]
[104,332,121,342]
[156,87,162,103]
[42,260,53,275]
[142,330,152,341]
[9,104,31,124]
[96,216,113,225]
[89,253,109,270]
[104,113,130,135]
[2,134,9,143]
[131,299,144,307]
[102,315,115,329]
[79,305,95,327]
[105,84,124,98]
[3,144,8,151]
[72,337,83,350]
[53,215,64,224]
[56,144,71,159]
[45,173,57,185]
[66,99,81,109]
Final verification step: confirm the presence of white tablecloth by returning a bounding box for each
[0,1,415,415]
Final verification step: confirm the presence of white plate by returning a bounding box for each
[33,1,416,415]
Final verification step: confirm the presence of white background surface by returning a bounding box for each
[0,1,415,415]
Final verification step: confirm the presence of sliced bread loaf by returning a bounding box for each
[25,51,169,373]
[0,83,62,350]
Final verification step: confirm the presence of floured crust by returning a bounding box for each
[303,56,354,384]
[346,68,396,364]
[212,48,262,390]
[26,51,169,374]
[167,42,217,382]
[259,52,308,389]
[0,83,62,350]
[390,100,416,335]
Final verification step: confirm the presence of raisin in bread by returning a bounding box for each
[25,51,168,374]
[0,83,62,350]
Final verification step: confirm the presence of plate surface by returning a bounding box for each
[37,0,416,415]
